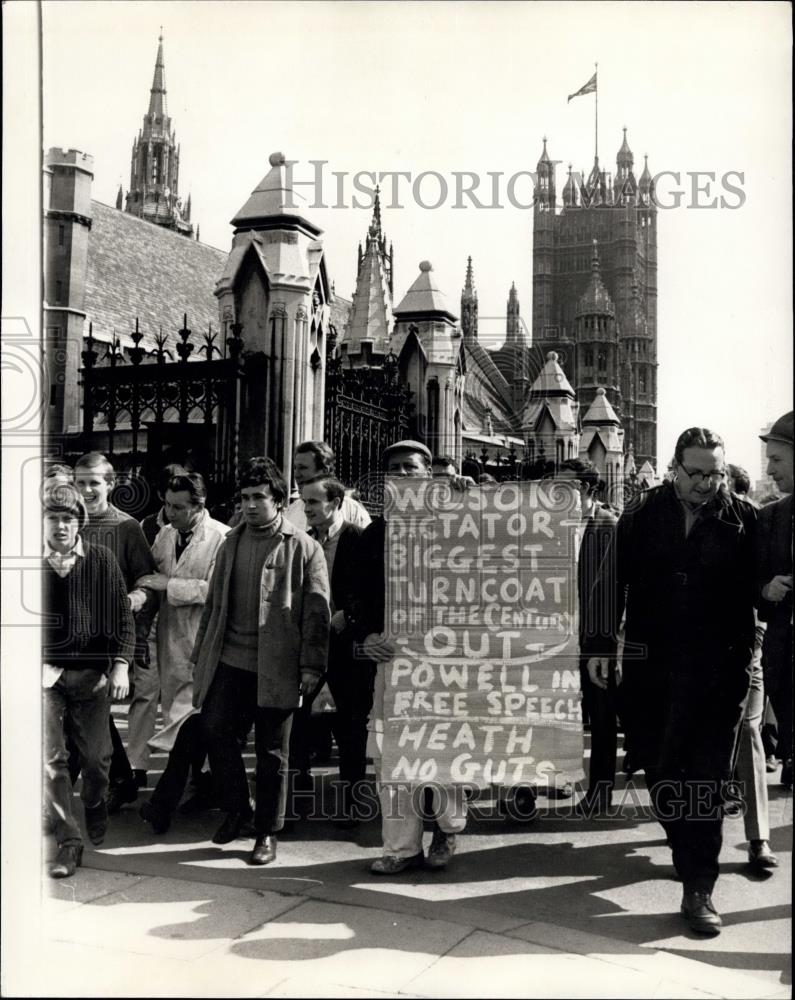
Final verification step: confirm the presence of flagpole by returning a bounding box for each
[594,61,598,162]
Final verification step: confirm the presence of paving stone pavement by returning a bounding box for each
[12,714,792,998]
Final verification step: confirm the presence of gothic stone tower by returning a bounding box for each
[124,34,193,237]
[532,130,658,470]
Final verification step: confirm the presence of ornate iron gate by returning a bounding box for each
[324,326,412,509]
[78,316,256,507]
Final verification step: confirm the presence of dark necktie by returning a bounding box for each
[175,530,192,561]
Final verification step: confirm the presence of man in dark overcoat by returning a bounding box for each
[756,411,793,786]
[584,428,757,935]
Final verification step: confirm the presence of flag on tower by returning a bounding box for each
[568,71,597,103]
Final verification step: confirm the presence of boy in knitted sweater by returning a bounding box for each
[43,484,135,878]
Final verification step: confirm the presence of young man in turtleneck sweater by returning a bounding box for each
[190,457,330,866]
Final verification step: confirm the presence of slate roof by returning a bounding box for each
[84,200,227,351]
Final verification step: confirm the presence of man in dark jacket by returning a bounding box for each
[43,483,135,878]
[757,411,793,786]
[299,476,373,825]
[585,428,757,935]
[559,458,619,813]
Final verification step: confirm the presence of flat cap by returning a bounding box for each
[382,439,432,465]
[760,411,793,446]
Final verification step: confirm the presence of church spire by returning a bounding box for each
[148,31,167,118]
[460,256,478,341]
[124,32,192,236]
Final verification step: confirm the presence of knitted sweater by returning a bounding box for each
[43,542,136,670]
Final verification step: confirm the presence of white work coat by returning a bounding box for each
[147,510,229,751]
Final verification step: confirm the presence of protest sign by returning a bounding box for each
[381,478,584,788]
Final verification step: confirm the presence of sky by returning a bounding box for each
[38,0,792,480]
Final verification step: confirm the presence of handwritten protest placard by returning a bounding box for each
[381,478,584,788]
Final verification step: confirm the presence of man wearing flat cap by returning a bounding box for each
[351,440,472,874]
[757,411,793,786]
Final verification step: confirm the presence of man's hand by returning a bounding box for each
[135,574,169,593]
[361,632,397,663]
[330,610,346,634]
[451,474,476,490]
[762,574,793,603]
[128,588,148,612]
[299,671,318,697]
[108,660,130,700]
[587,657,610,690]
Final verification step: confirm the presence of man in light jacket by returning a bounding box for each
[135,472,229,833]
[191,457,330,865]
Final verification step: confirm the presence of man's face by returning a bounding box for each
[294,452,322,486]
[675,446,726,504]
[556,470,587,516]
[164,489,203,532]
[766,440,794,494]
[240,482,280,526]
[302,481,339,530]
[387,450,431,478]
[44,512,79,554]
[74,465,113,515]
[432,461,456,478]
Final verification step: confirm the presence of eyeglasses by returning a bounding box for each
[677,463,726,485]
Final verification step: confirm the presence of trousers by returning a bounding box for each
[734,644,770,841]
[44,668,112,846]
[200,664,292,834]
[150,714,208,814]
[375,771,468,858]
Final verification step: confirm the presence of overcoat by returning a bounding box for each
[146,510,229,751]
[756,493,793,694]
[191,517,330,710]
[583,482,757,773]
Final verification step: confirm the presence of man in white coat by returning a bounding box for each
[135,473,229,831]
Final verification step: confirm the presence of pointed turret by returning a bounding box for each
[460,256,478,341]
[535,137,556,211]
[576,241,615,317]
[562,164,578,207]
[340,193,394,366]
[148,32,167,118]
[579,388,625,505]
[231,151,321,236]
[639,154,654,203]
[185,193,192,221]
[617,127,633,170]
[124,32,192,236]
[115,184,123,210]
[615,128,637,203]
[505,282,526,346]
[522,351,579,467]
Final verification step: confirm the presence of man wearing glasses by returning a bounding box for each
[584,428,757,935]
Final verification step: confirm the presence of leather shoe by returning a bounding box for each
[107,780,137,815]
[49,842,83,879]
[84,801,108,845]
[748,839,779,870]
[370,852,424,875]
[249,835,277,866]
[765,754,779,773]
[544,781,573,800]
[140,800,171,835]
[680,890,722,935]
[426,828,456,870]
[212,809,253,844]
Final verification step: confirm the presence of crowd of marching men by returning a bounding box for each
[42,412,792,937]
